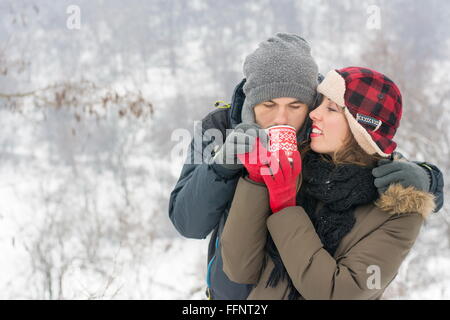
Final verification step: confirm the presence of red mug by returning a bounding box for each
[265,125,298,162]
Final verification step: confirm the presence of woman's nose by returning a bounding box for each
[309,107,320,121]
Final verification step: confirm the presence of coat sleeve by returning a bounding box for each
[393,152,443,213]
[221,177,271,284]
[416,162,444,213]
[168,111,242,239]
[266,206,424,300]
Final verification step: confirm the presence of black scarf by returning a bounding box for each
[262,151,379,300]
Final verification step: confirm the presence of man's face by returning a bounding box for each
[253,97,308,132]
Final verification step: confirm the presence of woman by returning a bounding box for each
[220,67,436,300]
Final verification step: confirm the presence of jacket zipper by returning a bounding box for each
[206,236,220,288]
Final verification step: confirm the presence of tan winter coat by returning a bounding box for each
[221,176,435,300]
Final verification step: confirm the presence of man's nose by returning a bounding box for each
[272,107,288,125]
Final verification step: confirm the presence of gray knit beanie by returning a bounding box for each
[241,33,319,124]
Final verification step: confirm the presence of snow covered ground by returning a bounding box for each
[0,109,208,299]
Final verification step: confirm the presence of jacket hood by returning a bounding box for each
[375,183,435,219]
[229,78,247,129]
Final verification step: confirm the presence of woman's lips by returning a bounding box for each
[310,126,323,138]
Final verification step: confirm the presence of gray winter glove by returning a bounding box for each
[372,159,431,194]
[213,123,268,170]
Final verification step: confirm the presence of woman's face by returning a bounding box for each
[253,97,308,132]
[309,96,351,155]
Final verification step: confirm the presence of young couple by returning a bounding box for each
[169,33,444,300]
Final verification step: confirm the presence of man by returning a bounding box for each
[168,33,444,300]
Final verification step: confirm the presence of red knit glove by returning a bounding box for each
[237,138,271,183]
[262,150,302,213]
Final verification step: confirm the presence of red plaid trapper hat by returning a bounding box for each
[317,67,402,157]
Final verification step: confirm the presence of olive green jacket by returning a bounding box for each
[221,176,435,300]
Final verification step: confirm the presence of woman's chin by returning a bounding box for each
[310,142,333,155]
[310,142,322,153]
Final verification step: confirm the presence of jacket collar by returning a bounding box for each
[229,78,246,129]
